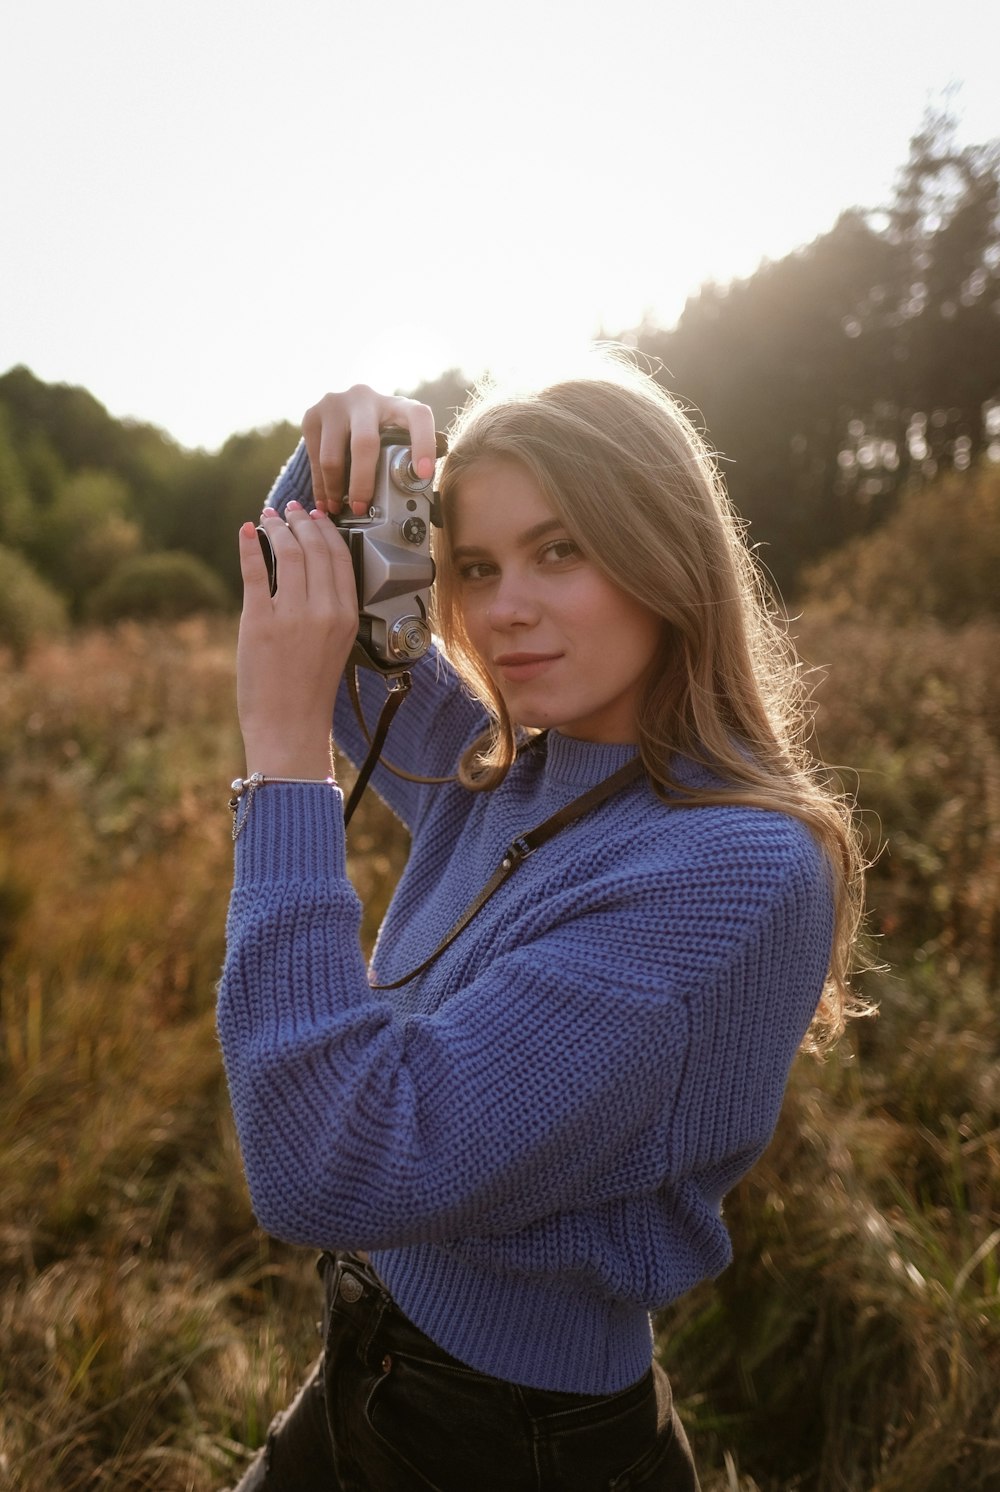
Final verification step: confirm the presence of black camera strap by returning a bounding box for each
[346,667,457,790]
[342,671,413,828]
[342,665,461,827]
[368,752,645,990]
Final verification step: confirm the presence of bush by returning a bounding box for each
[0,543,67,658]
[795,616,1000,986]
[87,551,232,623]
[802,463,1000,624]
[23,469,142,612]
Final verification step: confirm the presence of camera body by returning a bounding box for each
[259,427,441,675]
[334,427,438,674]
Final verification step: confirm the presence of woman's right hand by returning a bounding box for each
[302,385,438,516]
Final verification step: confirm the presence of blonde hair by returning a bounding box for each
[432,357,867,1049]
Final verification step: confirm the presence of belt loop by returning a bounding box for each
[318,1251,392,1370]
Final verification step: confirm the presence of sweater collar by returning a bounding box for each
[534,730,640,788]
[527,731,729,793]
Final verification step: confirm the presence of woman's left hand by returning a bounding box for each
[236,499,359,779]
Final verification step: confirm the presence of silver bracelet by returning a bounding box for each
[229,772,336,841]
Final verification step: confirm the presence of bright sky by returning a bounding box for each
[2,0,998,451]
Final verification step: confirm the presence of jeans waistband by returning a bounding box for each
[320,1249,387,1300]
[318,1250,456,1374]
[316,1250,656,1419]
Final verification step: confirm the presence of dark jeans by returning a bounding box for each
[227,1252,700,1491]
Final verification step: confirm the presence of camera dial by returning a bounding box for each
[389,447,433,493]
[389,616,432,660]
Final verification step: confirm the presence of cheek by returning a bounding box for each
[455,593,493,667]
[636,610,666,668]
[590,585,662,668]
[457,592,486,640]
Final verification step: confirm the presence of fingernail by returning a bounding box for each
[287,500,302,512]
[261,506,277,517]
[416,457,434,480]
[240,521,256,537]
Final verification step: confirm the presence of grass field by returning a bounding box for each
[1,616,997,1490]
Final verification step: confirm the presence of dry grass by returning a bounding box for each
[1,616,997,1490]
[0,619,405,1490]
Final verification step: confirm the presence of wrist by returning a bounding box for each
[245,758,335,782]
[241,734,334,782]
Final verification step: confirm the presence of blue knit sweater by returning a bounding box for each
[218,627,834,1392]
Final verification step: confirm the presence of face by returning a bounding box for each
[448,459,662,744]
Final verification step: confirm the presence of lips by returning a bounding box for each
[493,652,562,682]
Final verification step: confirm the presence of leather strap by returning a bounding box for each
[369,753,645,990]
[342,673,412,827]
[347,668,456,787]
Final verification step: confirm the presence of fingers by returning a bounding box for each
[302,398,348,515]
[285,501,355,614]
[236,506,358,768]
[388,397,438,482]
[256,505,313,604]
[344,416,381,514]
[301,385,438,517]
[254,503,357,627]
[305,506,359,614]
[238,522,273,613]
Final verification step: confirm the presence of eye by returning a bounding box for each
[539,538,580,564]
[455,559,497,582]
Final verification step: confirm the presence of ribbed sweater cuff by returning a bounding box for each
[233,781,346,885]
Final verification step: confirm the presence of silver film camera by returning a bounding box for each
[259,427,443,674]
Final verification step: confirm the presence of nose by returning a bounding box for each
[486,574,540,629]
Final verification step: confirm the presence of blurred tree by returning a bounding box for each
[176,423,300,594]
[17,427,66,510]
[0,406,32,548]
[0,544,67,658]
[0,364,134,472]
[801,464,1000,626]
[0,365,299,604]
[0,363,193,550]
[637,107,1000,592]
[639,213,898,586]
[24,471,142,615]
[834,108,1000,492]
[4,108,997,609]
[87,549,231,623]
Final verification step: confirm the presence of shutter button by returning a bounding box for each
[339,1273,364,1303]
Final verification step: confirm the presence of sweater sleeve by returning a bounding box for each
[217,783,834,1253]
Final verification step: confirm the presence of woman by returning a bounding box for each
[218,362,864,1490]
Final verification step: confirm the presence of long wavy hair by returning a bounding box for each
[431,357,868,1049]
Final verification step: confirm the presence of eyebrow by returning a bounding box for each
[450,517,566,562]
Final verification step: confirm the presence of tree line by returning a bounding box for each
[1,107,998,644]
